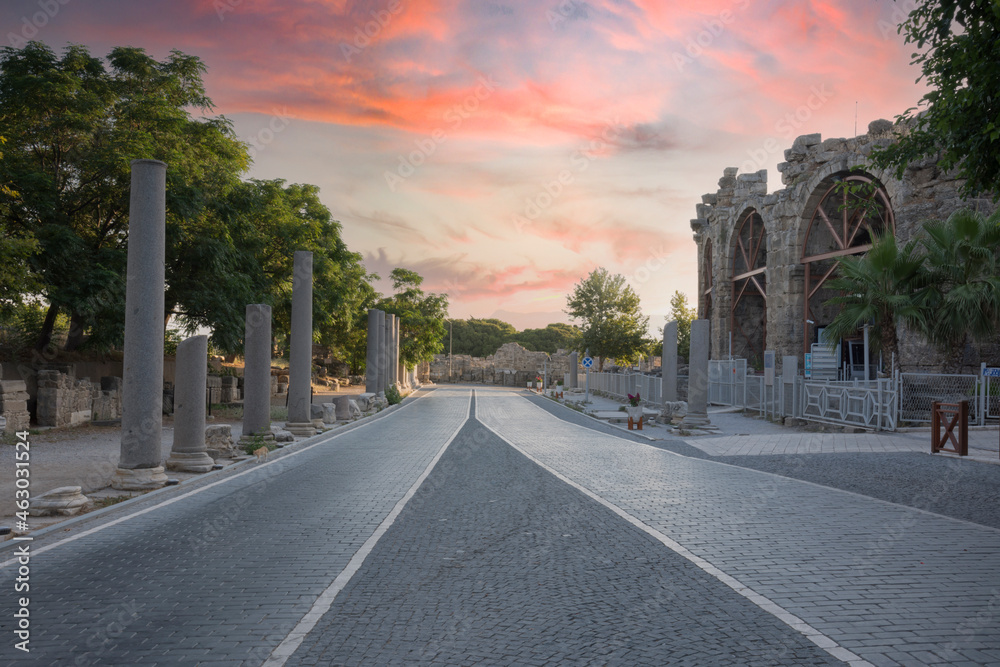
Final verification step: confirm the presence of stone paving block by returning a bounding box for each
[476,388,1000,667]
[0,388,471,664]
[291,395,842,666]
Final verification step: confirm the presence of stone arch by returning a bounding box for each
[798,168,894,356]
[730,207,767,365]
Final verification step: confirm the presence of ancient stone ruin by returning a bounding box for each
[692,120,998,375]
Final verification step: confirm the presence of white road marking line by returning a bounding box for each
[262,390,472,666]
[477,407,874,667]
[0,389,441,569]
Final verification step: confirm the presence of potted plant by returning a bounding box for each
[535,375,543,391]
[626,392,644,425]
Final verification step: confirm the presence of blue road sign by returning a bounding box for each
[983,367,1000,377]
[582,356,594,368]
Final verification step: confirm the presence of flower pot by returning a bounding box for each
[626,406,643,420]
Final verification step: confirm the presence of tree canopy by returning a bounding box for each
[0,42,441,372]
[870,1,1000,199]
[0,42,249,350]
[508,322,581,354]
[824,208,1000,373]
[565,267,649,371]
[378,268,449,367]
[667,290,697,361]
[443,318,517,357]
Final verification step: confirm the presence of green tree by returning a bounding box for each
[508,322,581,354]
[667,291,697,361]
[822,232,928,373]
[207,179,374,358]
[379,268,448,368]
[443,318,516,357]
[0,134,41,315]
[0,42,249,350]
[917,208,1000,371]
[870,1,1000,199]
[566,267,648,371]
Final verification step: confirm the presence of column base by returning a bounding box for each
[112,466,168,491]
[239,432,275,444]
[284,422,317,437]
[165,451,215,473]
[677,412,720,431]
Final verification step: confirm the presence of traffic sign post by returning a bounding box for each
[583,353,593,403]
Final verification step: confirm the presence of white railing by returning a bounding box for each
[801,378,898,431]
[709,359,747,406]
[586,371,661,407]
[583,359,998,432]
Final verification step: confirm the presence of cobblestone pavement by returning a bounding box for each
[0,388,470,665]
[525,392,1000,530]
[3,385,998,665]
[290,393,841,666]
[480,388,1000,667]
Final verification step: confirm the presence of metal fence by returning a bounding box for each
[899,372,979,424]
[700,358,994,431]
[587,371,662,407]
[981,372,1000,420]
[584,361,996,432]
[801,378,898,431]
[708,359,746,406]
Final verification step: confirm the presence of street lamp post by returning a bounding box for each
[449,319,453,383]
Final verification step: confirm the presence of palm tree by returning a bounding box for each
[918,208,1000,372]
[823,231,928,374]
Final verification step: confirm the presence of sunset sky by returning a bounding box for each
[2,0,928,332]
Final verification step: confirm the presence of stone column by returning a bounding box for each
[375,309,386,395]
[285,251,316,437]
[662,321,678,403]
[393,315,402,390]
[365,309,379,394]
[385,314,397,389]
[568,352,578,388]
[166,335,214,472]
[680,319,713,429]
[114,159,168,491]
[241,304,273,442]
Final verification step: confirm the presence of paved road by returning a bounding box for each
[0,388,470,665]
[481,388,1000,666]
[1,386,998,665]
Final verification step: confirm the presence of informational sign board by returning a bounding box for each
[582,356,594,369]
[764,351,775,386]
[804,353,813,379]
[983,367,1000,377]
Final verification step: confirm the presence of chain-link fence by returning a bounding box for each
[984,374,1000,420]
[899,373,979,425]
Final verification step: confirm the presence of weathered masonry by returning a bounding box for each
[691,119,996,375]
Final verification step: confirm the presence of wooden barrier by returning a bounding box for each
[931,400,968,456]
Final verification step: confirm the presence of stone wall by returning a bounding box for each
[0,379,30,432]
[692,118,998,373]
[36,370,97,427]
[429,342,583,386]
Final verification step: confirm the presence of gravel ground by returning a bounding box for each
[525,393,1000,531]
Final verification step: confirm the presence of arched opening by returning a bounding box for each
[801,174,894,377]
[702,238,713,321]
[731,209,766,367]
